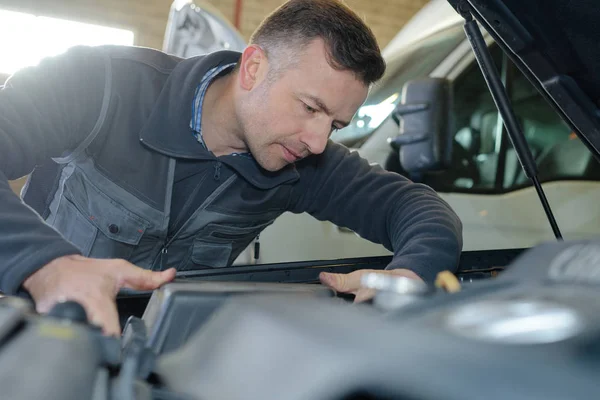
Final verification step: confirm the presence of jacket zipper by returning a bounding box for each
[155,172,236,268]
[213,162,221,181]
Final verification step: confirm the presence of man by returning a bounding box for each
[0,0,462,336]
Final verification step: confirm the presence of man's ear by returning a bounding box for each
[238,45,267,91]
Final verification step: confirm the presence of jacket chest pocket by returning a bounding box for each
[52,195,98,257]
[184,220,273,269]
[53,179,151,260]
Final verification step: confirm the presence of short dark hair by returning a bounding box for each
[249,0,386,85]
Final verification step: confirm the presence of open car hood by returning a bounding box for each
[163,0,246,58]
[447,0,600,160]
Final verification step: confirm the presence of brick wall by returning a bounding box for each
[0,0,429,51]
[211,0,429,50]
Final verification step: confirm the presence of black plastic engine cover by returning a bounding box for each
[154,239,600,400]
[137,280,334,355]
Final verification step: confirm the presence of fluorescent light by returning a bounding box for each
[0,9,134,75]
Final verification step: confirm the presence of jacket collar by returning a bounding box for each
[139,50,299,189]
[219,154,299,190]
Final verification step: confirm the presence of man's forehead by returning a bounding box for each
[270,40,368,110]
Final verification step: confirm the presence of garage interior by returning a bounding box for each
[1,1,600,398]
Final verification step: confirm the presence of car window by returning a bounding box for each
[331,24,466,148]
[428,45,600,192]
[502,80,600,188]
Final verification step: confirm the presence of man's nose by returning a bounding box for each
[301,121,331,155]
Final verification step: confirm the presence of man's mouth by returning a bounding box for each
[281,145,302,162]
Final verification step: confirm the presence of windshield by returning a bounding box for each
[331,24,466,147]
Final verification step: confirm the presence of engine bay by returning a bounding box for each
[2,239,600,399]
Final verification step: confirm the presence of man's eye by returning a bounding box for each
[304,104,317,114]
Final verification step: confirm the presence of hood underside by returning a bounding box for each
[447,0,600,160]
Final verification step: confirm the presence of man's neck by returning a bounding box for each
[201,70,248,157]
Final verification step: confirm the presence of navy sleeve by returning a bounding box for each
[0,46,106,294]
[290,142,463,283]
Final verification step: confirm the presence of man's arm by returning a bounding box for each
[0,46,176,334]
[0,46,107,294]
[290,142,463,283]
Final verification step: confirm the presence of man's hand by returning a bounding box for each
[23,255,176,336]
[319,268,423,302]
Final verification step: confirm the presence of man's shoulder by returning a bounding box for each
[100,45,184,73]
[65,46,241,78]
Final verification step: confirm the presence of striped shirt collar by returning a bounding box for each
[189,62,250,157]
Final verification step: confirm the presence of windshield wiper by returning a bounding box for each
[451,0,563,240]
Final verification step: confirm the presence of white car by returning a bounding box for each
[249,0,600,264]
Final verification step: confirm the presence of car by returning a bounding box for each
[118,0,600,398]
[129,0,600,398]
[162,0,246,58]
[252,0,600,265]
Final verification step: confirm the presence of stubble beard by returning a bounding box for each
[238,81,287,172]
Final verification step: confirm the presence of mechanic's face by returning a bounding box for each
[236,39,368,171]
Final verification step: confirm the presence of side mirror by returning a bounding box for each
[388,78,453,173]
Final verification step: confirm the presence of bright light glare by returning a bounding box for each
[0,10,134,75]
[357,93,399,129]
[173,0,193,11]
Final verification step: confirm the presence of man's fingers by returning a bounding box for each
[354,288,377,303]
[319,271,361,293]
[119,265,176,291]
[42,295,122,337]
[34,298,55,314]
[87,298,121,337]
